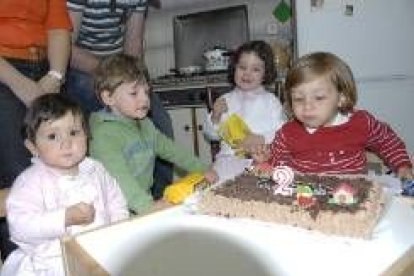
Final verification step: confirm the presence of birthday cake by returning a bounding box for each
[198,165,386,238]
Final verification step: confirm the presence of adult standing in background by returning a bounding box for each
[66,0,174,200]
[0,0,72,260]
[66,0,148,112]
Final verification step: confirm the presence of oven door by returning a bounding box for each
[155,87,207,108]
[154,85,231,110]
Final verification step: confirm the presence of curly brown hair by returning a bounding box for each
[228,40,276,86]
[94,53,149,103]
[284,52,357,117]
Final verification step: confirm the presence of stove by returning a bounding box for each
[151,72,229,91]
[151,73,231,109]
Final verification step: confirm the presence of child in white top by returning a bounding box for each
[204,40,285,180]
[1,94,129,276]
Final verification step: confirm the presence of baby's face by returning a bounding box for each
[106,80,150,120]
[290,76,344,129]
[27,112,87,175]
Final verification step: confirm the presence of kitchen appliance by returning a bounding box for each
[203,47,231,72]
[171,65,203,76]
[173,5,249,73]
[151,69,232,164]
[151,5,249,108]
[294,0,414,153]
[152,72,230,108]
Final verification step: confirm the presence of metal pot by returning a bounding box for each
[178,65,203,75]
[170,65,203,76]
[203,47,231,72]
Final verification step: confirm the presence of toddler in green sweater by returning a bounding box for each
[89,54,218,214]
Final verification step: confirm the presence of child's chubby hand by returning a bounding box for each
[398,166,413,180]
[250,144,271,164]
[239,133,265,154]
[211,97,228,124]
[65,202,95,227]
[204,168,219,183]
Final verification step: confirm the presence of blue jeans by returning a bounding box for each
[0,59,48,185]
[0,83,31,186]
[0,58,47,260]
[65,68,101,113]
[65,68,174,199]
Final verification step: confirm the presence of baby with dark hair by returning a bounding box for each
[2,94,128,275]
[204,40,285,181]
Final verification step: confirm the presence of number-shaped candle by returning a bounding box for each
[272,166,294,196]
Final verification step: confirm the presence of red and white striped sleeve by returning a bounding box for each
[364,111,412,172]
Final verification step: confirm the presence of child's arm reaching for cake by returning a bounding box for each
[239,133,265,155]
[204,167,219,183]
[250,144,271,164]
[163,169,218,205]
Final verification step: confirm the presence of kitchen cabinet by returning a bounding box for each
[167,107,212,177]
[153,83,231,178]
[154,84,231,176]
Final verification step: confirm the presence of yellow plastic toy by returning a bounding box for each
[218,113,251,156]
[163,172,205,204]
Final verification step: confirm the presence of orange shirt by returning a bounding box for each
[0,0,72,49]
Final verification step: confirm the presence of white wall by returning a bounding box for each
[295,0,414,157]
[295,0,414,80]
[357,78,414,155]
[144,0,291,77]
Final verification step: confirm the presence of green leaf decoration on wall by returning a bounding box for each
[273,0,292,23]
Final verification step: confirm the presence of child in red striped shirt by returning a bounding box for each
[253,52,413,179]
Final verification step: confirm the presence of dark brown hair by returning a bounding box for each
[24,94,88,142]
[284,52,357,116]
[94,53,149,102]
[228,40,276,86]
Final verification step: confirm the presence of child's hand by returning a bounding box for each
[211,97,228,124]
[204,168,219,183]
[240,133,265,154]
[65,202,95,227]
[398,166,413,180]
[250,145,270,164]
[151,199,173,213]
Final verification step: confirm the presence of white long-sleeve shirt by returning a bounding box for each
[2,157,129,276]
[204,86,286,156]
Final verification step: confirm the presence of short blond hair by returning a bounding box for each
[284,52,357,116]
[94,54,149,102]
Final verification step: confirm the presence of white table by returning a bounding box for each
[66,195,414,276]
